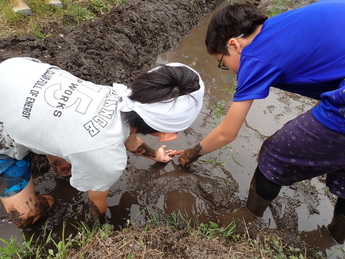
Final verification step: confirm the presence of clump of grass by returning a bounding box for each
[0,220,113,259]
[0,235,34,258]
[0,0,127,38]
[0,209,332,259]
[192,221,236,240]
[89,0,110,14]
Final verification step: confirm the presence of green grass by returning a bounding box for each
[0,0,127,39]
[0,235,35,258]
[192,221,236,240]
[0,221,112,258]
[0,210,331,259]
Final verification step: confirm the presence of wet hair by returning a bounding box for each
[205,4,268,55]
[122,65,200,134]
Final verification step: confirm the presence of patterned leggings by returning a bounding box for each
[258,109,345,199]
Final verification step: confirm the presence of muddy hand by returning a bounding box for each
[177,143,203,167]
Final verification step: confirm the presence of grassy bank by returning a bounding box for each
[0,212,326,259]
[0,0,126,38]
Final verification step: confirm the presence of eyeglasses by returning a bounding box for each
[217,33,244,70]
[218,51,229,70]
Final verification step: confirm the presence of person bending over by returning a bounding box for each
[174,1,345,244]
[0,57,204,227]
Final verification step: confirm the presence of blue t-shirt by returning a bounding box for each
[235,0,345,133]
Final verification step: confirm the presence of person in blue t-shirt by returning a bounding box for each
[174,1,345,244]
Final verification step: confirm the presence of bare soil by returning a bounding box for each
[0,0,223,85]
[0,0,336,258]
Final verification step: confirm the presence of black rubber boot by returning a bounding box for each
[246,176,272,217]
[328,211,345,244]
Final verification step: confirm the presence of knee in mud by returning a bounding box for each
[37,194,54,211]
[9,209,35,228]
[9,195,54,228]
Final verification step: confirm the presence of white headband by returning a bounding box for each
[117,62,204,133]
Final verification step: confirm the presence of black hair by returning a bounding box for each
[122,65,200,134]
[205,4,268,55]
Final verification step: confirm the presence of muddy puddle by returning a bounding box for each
[0,2,343,257]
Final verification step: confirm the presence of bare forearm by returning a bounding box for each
[200,125,237,154]
[200,100,253,154]
[177,100,253,167]
[178,129,236,166]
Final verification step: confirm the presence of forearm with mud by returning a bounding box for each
[131,142,157,160]
[88,190,109,222]
[88,200,105,222]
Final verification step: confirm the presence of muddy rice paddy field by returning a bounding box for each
[1,0,344,258]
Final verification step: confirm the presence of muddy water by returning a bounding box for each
[0,4,342,257]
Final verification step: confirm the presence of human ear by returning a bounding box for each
[228,38,241,54]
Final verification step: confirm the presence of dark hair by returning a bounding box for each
[205,4,268,55]
[122,65,200,134]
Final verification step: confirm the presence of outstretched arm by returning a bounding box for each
[125,134,174,163]
[177,100,253,166]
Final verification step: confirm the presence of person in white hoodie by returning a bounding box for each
[0,57,204,227]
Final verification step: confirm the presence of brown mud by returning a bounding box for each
[0,0,223,84]
[0,0,343,258]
